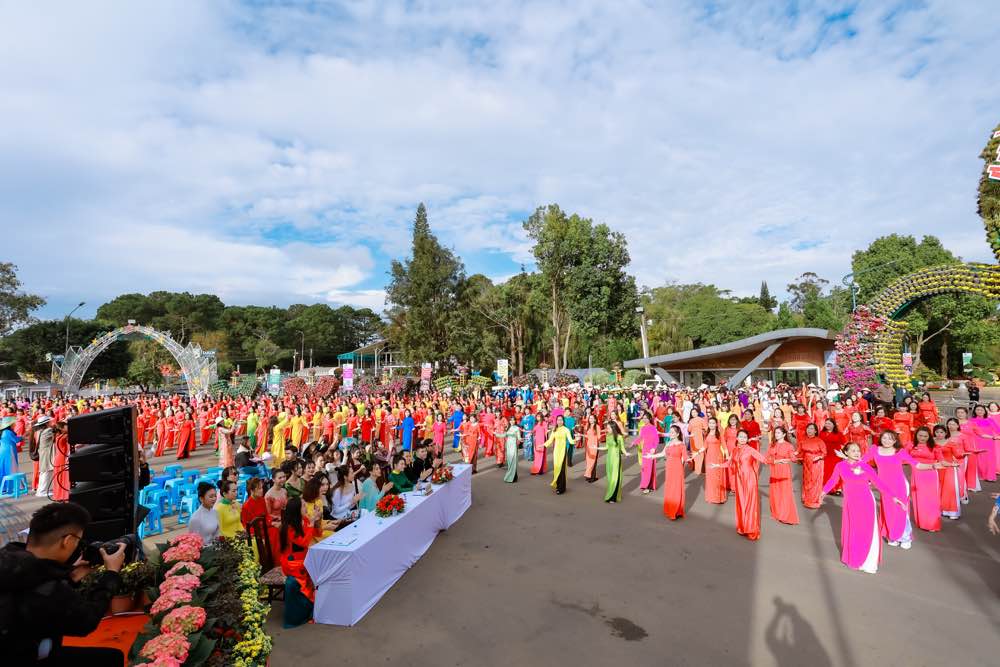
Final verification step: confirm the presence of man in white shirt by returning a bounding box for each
[187,482,219,543]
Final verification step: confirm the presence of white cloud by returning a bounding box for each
[1,0,997,318]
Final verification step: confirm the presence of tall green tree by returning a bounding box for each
[0,318,130,382]
[386,203,465,367]
[758,281,778,311]
[0,262,45,337]
[523,204,638,370]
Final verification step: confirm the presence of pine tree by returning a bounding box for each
[758,281,777,311]
[386,204,465,366]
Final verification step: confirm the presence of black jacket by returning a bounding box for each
[0,542,122,662]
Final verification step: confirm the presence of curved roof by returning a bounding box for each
[623,328,837,369]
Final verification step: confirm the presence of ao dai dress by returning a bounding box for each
[765,440,799,525]
[823,460,896,574]
[909,444,942,532]
[704,433,727,504]
[502,425,520,483]
[718,444,768,540]
[602,432,627,502]
[544,426,575,493]
[863,447,916,545]
[798,436,826,509]
[660,442,688,520]
[637,423,660,491]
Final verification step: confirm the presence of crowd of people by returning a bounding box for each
[2,378,1000,630]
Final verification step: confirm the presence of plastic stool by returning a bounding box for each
[138,502,163,538]
[195,475,217,490]
[151,474,172,489]
[177,495,198,525]
[164,464,184,478]
[237,480,247,503]
[0,473,29,498]
[164,478,186,513]
[140,487,170,515]
[204,466,223,477]
[181,469,201,485]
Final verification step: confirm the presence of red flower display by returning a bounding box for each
[375,493,406,517]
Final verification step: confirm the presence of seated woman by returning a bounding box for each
[278,498,314,628]
[283,460,305,500]
[387,455,415,494]
[302,474,339,538]
[264,467,287,526]
[215,479,243,539]
[359,462,393,512]
[188,482,220,543]
[241,477,282,565]
[330,465,362,523]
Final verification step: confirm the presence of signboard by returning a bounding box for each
[268,368,281,395]
[497,359,509,384]
[902,352,913,370]
[962,351,973,371]
[420,362,432,392]
[343,363,354,390]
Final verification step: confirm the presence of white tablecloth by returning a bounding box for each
[305,463,472,625]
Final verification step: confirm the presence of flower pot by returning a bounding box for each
[111,594,136,615]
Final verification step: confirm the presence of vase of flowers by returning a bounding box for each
[374,493,406,518]
[431,465,454,484]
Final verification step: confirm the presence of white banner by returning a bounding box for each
[343,363,354,390]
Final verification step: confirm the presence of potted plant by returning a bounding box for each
[121,560,157,609]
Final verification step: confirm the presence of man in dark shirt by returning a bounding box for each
[0,502,126,665]
[404,441,434,484]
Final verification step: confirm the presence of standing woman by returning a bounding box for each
[765,426,799,525]
[819,418,847,492]
[175,409,196,460]
[909,426,943,532]
[637,411,661,495]
[969,404,999,483]
[272,412,289,467]
[431,412,447,458]
[798,423,826,510]
[710,430,769,540]
[531,413,549,475]
[583,415,601,483]
[863,431,918,550]
[892,405,915,450]
[954,407,982,495]
[846,412,874,455]
[499,420,521,483]
[647,425,689,520]
[820,442,904,574]
[542,415,575,495]
[397,408,417,452]
[50,420,71,502]
[935,423,964,520]
[290,407,307,450]
[688,409,706,475]
[597,420,630,503]
[703,417,727,504]
[461,414,481,474]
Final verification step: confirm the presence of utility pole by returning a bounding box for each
[64,301,86,356]
[297,330,305,370]
[309,348,314,368]
[292,350,298,372]
[636,306,651,374]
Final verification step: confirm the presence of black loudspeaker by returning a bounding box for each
[68,406,139,543]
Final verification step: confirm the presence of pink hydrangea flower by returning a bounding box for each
[139,631,190,663]
[159,574,201,595]
[150,587,193,615]
[164,561,204,578]
[161,605,207,634]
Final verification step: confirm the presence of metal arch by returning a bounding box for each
[57,324,218,395]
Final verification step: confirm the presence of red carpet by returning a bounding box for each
[63,613,149,665]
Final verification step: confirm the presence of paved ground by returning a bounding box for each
[267,448,1000,667]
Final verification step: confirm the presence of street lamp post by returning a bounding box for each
[636,306,650,374]
[298,331,305,370]
[842,259,905,312]
[64,301,86,356]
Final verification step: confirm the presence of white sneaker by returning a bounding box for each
[900,541,912,550]
[861,566,878,574]
[887,540,899,547]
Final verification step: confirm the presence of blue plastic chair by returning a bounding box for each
[164,478,186,512]
[239,465,260,478]
[139,486,171,515]
[176,495,198,525]
[138,502,163,538]
[164,464,184,478]
[151,474,172,489]
[204,466,223,477]
[0,473,29,498]
[181,469,201,485]
[236,480,248,503]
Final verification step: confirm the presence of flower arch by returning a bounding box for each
[832,124,1000,390]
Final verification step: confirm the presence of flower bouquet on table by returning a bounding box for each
[375,493,406,517]
[431,465,454,484]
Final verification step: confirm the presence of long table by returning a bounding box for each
[304,463,473,625]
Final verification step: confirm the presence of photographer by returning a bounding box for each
[0,502,126,665]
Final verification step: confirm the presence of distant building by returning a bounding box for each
[624,328,838,387]
[0,380,63,400]
[337,339,407,376]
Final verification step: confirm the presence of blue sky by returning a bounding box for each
[2,1,997,322]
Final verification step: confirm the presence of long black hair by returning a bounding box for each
[279,497,305,552]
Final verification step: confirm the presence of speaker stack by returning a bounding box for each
[67,405,140,542]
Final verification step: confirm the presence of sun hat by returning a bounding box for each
[0,416,15,430]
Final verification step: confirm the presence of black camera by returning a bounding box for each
[80,533,139,567]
